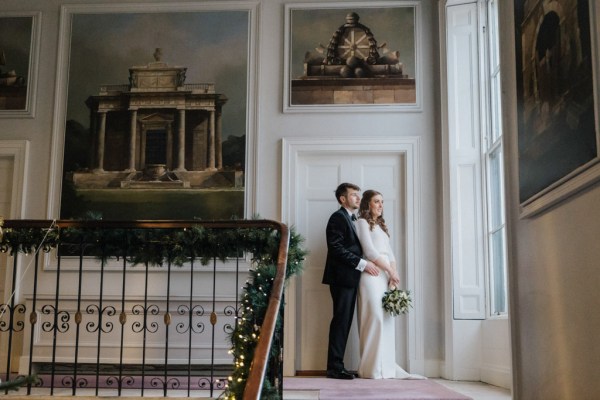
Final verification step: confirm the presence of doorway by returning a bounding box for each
[281,137,424,376]
[0,140,29,374]
[145,129,168,165]
[0,154,14,312]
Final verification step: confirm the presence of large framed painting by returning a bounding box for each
[0,12,41,118]
[51,3,257,220]
[283,1,421,113]
[515,0,600,217]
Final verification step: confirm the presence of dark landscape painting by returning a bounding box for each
[515,0,597,203]
[0,16,33,111]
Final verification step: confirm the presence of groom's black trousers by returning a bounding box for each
[327,284,358,372]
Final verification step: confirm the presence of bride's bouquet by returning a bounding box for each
[382,287,412,316]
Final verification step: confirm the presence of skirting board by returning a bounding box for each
[480,363,512,390]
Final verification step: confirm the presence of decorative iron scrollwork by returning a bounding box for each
[85,304,116,333]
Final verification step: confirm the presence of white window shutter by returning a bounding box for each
[446,2,486,319]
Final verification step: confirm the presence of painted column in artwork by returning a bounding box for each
[95,111,107,172]
[216,108,223,170]
[208,110,216,171]
[176,109,186,171]
[128,109,137,172]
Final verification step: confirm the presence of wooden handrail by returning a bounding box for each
[243,223,289,400]
[1,218,290,400]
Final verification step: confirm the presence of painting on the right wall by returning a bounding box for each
[515,0,600,216]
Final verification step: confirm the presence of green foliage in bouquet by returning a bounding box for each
[382,288,413,316]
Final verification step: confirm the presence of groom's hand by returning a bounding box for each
[364,261,379,276]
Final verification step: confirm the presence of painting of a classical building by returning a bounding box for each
[78,52,232,187]
[60,11,249,220]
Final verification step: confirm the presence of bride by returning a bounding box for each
[355,190,424,379]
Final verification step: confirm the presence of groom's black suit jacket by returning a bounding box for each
[322,207,363,288]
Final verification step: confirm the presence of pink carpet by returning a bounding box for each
[283,377,472,400]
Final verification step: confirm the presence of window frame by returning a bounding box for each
[481,0,508,318]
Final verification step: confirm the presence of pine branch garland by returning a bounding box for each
[0,220,307,400]
[0,375,38,392]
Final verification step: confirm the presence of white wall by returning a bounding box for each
[259,0,443,372]
[0,0,443,372]
[481,318,511,389]
[501,1,600,399]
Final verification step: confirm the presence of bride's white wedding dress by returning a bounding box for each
[355,219,425,379]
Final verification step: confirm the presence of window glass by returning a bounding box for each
[490,74,502,142]
[489,147,503,228]
[491,229,507,314]
[485,0,507,316]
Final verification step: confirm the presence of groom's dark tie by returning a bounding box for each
[351,214,357,221]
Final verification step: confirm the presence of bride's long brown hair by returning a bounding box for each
[358,190,389,236]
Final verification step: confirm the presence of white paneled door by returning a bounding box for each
[0,140,29,374]
[282,137,423,375]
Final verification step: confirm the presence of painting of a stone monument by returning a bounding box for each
[288,6,417,107]
[60,11,249,220]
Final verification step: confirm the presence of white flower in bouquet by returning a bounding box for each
[382,287,412,316]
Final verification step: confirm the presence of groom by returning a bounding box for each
[322,182,378,379]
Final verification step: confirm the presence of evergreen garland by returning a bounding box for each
[0,375,38,392]
[0,219,306,399]
[220,226,307,399]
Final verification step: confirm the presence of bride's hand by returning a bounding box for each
[388,271,401,287]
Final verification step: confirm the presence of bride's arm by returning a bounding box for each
[388,260,400,288]
[356,219,394,274]
[385,237,401,287]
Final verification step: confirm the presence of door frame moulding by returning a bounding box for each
[280,136,424,376]
[0,140,29,322]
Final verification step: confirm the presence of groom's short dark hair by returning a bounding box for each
[335,182,361,204]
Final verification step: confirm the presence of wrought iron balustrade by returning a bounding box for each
[0,219,293,400]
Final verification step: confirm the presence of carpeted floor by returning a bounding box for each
[283,377,473,400]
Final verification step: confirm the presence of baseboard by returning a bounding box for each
[295,370,326,377]
[297,359,443,378]
[480,363,512,389]
[424,359,443,378]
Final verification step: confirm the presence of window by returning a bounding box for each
[445,0,509,320]
[483,0,507,315]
